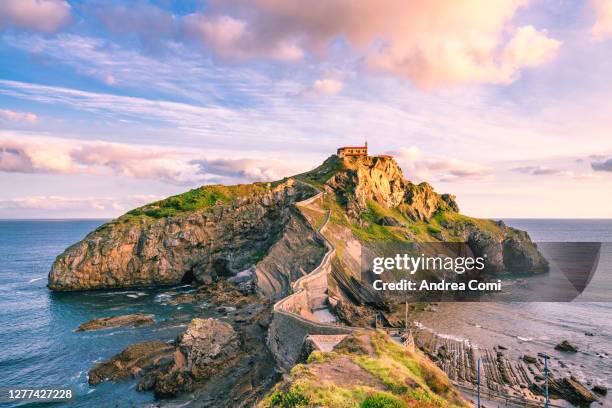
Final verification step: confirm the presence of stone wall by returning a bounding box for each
[267,192,356,370]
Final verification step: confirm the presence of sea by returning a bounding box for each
[0,219,611,407]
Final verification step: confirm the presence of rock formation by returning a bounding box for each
[140,318,242,397]
[49,180,319,293]
[76,314,154,331]
[49,154,546,293]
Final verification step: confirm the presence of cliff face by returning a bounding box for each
[48,179,320,291]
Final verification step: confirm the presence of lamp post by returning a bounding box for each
[477,356,481,407]
[544,354,549,408]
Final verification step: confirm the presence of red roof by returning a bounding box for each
[338,146,367,149]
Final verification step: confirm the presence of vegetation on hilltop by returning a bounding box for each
[259,331,468,408]
[124,183,274,219]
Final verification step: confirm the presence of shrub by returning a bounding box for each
[361,393,408,408]
[427,226,441,234]
[268,389,310,407]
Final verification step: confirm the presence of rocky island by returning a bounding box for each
[48,149,596,407]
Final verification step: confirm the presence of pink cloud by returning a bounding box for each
[197,0,561,88]
[0,194,162,212]
[182,13,303,61]
[0,0,71,33]
[0,109,37,122]
[592,0,612,41]
[0,134,308,184]
[388,146,493,182]
[296,78,343,97]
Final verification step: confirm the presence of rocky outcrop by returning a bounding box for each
[140,318,242,397]
[89,318,242,397]
[531,377,598,405]
[88,340,175,385]
[48,180,317,291]
[555,340,579,353]
[76,314,154,331]
[467,227,548,274]
[324,155,458,220]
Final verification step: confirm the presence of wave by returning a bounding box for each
[28,277,44,283]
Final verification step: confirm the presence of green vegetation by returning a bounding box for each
[361,393,407,408]
[268,387,311,407]
[307,350,336,364]
[259,331,467,408]
[118,183,273,220]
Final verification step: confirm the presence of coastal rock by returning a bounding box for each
[522,355,537,364]
[502,230,548,272]
[531,377,598,405]
[139,318,241,397]
[555,340,579,353]
[592,385,607,395]
[48,180,319,292]
[76,314,154,331]
[88,340,174,385]
[467,227,548,274]
[179,318,240,374]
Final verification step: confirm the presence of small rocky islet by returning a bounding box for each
[52,151,601,406]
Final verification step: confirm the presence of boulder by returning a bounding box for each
[178,318,240,377]
[555,340,579,353]
[592,385,607,396]
[140,318,241,398]
[522,355,537,364]
[76,314,154,331]
[378,216,403,227]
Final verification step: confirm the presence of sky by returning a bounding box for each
[0,0,611,219]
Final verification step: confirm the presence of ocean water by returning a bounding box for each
[0,219,611,407]
[0,220,210,408]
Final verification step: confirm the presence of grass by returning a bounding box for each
[361,392,407,408]
[124,183,273,219]
[258,331,468,408]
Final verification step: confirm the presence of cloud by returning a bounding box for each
[297,78,343,97]
[71,0,560,89]
[182,13,303,61]
[592,0,612,41]
[0,0,71,33]
[0,134,203,183]
[0,109,37,122]
[0,134,307,184]
[513,165,597,179]
[0,194,161,212]
[86,0,175,49]
[193,158,301,183]
[388,146,492,182]
[591,158,612,171]
[189,0,561,89]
